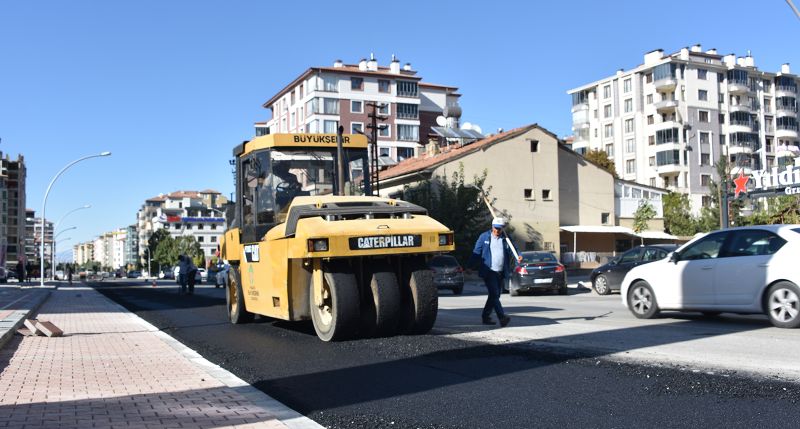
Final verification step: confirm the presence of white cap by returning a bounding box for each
[491,217,506,228]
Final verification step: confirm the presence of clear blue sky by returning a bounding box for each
[2,0,798,250]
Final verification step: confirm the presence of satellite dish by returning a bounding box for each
[435,116,447,127]
[462,122,473,131]
[472,124,482,134]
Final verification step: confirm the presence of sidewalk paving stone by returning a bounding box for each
[0,286,322,429]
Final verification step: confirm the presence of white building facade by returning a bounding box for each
[568,44,799,214]
[261,55,462,162]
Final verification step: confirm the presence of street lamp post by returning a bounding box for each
[40,152,111,286]
[51,205,90,280]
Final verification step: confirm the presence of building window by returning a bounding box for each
[593,109,598,119]
[198,236,204,243]
[698,90,708,101]
[322,98,339,114]
[603,85,611,98]
[604,104,612,118]
[700,153,710,165]
[605,144,614,157]
[174,224,181,230]
[323,120,338,133]
[624,119,635,133]
[397,103,419,119]
[211,236,217,243]
[624,98,633,113]
[374,80,390,94]
[647,115,654,125]
[656,127,679,144]
[197,224,204,230]
[656,149,681,166]
[624,78,632,93]
[604,124,613,138]
[542,189,552,200]
[351,77,363,90]
[646,73,653,83]
[397,81,418,97]
[397,124,419,141]
[524,189,533,199]
[625,159,636,174]
[648,156,655,166]
[351,100,363,113]
[702,196,712,207]
[530,140,539,152]
[650,178,656,187]
[594,128,598,138]
[719,113,725,124]
[698,69,708,80]
[699,132,709,144]
[646,94,653,104]
[351,122,363,134]
[601,212,610,224]
[397,147,414,161]
[625,138,636,153]
[701,174,711,186]
[211,224,217,230]
[378,124,390,137]
[322,76,337,92]
[648,135,655,145]
[378,103,390,115]
[699,110,709,122]
[379,147,391,156]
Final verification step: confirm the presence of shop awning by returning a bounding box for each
[637,230,678,240]
[560,225,634,234]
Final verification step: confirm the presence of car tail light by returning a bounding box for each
[515,266,528,275]
[456,266,464,273]
[555,264,565,273]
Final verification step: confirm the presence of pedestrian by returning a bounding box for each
[186,256,198,295]
[469,217,522,327]
[16,262,26,284]
[177,255,189,294]
[67,265,73,285]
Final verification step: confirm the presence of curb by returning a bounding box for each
[0,289,52,350]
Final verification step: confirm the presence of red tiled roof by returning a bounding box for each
[378,124,540,181]
[146,189,220,201]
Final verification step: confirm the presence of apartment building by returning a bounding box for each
[260,55,462,162]
[72,242,94,266]
[136,190,228,263]
[1,154,26,267]
[24,209,35,265]
[33,217,54,266]
[568,44,799,214]
[124,224,138,268]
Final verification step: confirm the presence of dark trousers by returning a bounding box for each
[482,270,505,320]
[187,269,197,292]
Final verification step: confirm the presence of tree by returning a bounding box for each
[698,155,744,231]
[584,149,618,178]
[153,234,176,271]
[402,164,492,264]
[174,236,205,267]
[662,192,696,236]
[632,200,656,244]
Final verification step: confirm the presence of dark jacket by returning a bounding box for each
[469,230,516,279]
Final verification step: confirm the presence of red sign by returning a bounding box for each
[166,215,182,223]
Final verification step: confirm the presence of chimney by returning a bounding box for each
[403,62,412,71]
[644,49,664,65]
[690,44,702,53]
[358,58,367,71]
[737,57,745,67]
[782,63,791,74]
[706,48,717,55]
[745,55,755,68]
[723,54,736,67]
[333,59,343,68]
[616,69,624,77]
[679,47,690,60]
[390,55,400,74]
[367,53,378,71]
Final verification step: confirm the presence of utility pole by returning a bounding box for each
[336,125,345,196]
[365,101,388,196]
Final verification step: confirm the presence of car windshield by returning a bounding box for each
[521,253,557,264]
[429,256,459,267]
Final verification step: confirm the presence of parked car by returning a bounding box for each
[621,225,800,328]
[198,268,207,282]
[428,255,464,295]
[591,244,678,295]
[509,251,567,296]
[126,270,142,279]
[7,269,16,281]
[160,267,175,280]
[0,267,7,283]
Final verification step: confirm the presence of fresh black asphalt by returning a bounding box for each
[93,281,799,429]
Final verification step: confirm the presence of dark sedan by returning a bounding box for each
[590,244,677,295]
[429,255,464,295]
[509,251,567,296]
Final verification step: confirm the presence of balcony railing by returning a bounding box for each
[776,85,798,94]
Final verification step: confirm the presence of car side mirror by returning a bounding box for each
[669,252,680,263]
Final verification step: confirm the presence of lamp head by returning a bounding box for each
[100,151,111,156]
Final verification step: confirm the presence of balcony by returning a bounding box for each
[654,99,679,113]
[776,85,798,97]
[571,102,590,113]
[654,77,678,91]
[776,105,798,117]
[729,103,754,113]
[572,108,590,130]
[656,163,682,175]
[776,144,800,158]
[776,127,799,139]
[728,144,754,155]
[728,80,751,95]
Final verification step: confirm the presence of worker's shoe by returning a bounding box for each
[482,317,495,325]
[499,316,511,327]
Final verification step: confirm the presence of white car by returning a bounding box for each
[621,225,800,328]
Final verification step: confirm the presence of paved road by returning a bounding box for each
[92,279,800,429]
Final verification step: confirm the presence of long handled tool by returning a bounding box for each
[478,192,521,262]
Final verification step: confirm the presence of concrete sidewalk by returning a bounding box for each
[0,285,323,429]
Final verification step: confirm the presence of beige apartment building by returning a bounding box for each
[377,124,671,264]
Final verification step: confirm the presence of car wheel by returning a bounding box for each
[593,274,611,295]
[627,281,659,319]
[766,281,800,329]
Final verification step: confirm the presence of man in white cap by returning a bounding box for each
[469,217,521,327]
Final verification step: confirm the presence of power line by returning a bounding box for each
[788,0,800,20]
